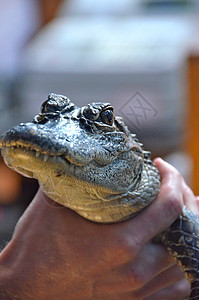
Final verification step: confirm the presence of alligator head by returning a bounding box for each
[0,93,160,222]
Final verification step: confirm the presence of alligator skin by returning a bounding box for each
[160,207,199,299]
[0,93,199,299]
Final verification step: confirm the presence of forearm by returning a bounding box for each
[0,192,87,299]
[0,282,11,300]
[0,274,39,300]
[0,263,20,300]
[0,193,55,299]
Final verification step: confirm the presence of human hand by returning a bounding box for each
[154,158,199,216]
[0,158,193,299]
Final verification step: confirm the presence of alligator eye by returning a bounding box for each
[41,99,60,113]
[100,109,114,125]
[83,107,99,121]
[41,94,70,113]
[32,114,48,124]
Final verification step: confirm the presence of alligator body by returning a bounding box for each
[0,93,199,299]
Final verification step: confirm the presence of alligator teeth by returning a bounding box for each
[44,155,48,162]
[35,151,40,158]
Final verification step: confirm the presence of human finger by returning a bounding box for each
[133,264,187,299]
[154,157,183,186]
[90,242,176,295]
[143,277,190,300]
[183,182,198,215]
[119,157,184,253]
[196,196,199,212]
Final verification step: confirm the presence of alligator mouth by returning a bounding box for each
[1,139,78,163]
[0,140,75,178]
[3,142,64,160]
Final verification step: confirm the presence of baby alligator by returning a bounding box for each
[0,93,199,299]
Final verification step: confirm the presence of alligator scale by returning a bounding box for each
[0,93,199,299]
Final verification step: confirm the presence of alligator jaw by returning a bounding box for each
[0,94,161,224]
[0,142,72,179]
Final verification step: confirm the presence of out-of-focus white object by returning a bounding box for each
[58,0,140,16]
[58,0,199,17]
[22,17,191,73]
[23,17,191,73]
[0,0,40,76]
[0,0,40,134]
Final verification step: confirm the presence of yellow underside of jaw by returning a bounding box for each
[1,143,137,223]
[0,144,68,177]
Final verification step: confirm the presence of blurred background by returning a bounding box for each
[0,0,199,249]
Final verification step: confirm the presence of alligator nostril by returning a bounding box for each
[41,93,72,114]
[32,114,48,124]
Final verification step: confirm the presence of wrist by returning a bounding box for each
[0,265,19,298]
